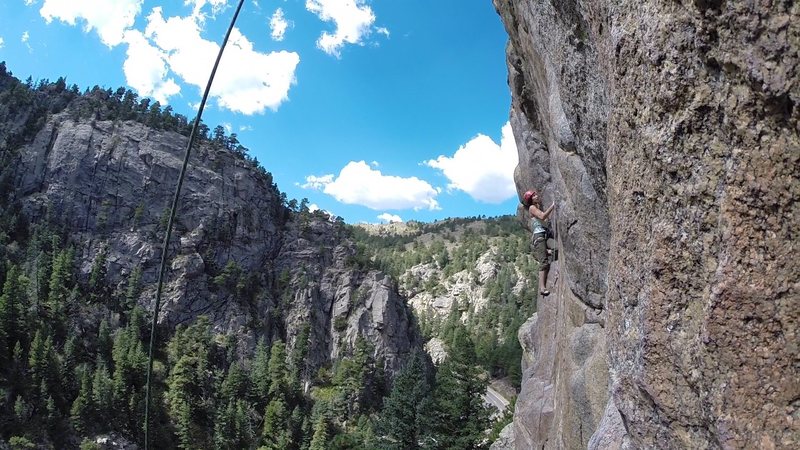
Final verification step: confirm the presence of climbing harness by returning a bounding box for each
[143,1,245,448]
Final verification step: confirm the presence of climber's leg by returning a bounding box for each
[539,267,550,296]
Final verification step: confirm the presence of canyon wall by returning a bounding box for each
[493,0,798,448]
[4,106,419,377]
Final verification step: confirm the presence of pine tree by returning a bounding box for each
[236,400,257,448]
[47,247,72,307]
[97,319,112,366]
[422,328,490,450]
[290,325,311,381]
[166,317,215,448]
[0,295,8,372]
[251,339,271,409]
[45,394,59,435]
[0,271,14,365]
[220,361,249,402]
[111,317,148,434]
[0,266,27,365]
[213,400,235,450]
[290,406,306,450]
[70,368,94,435]
[88,245,108,303]
[27,329,53,402]
[6,338,22,378]
[31,250,52,314]
[261,397,291,449]
[91,362,114,432]
[171,395,194,450]
[378,351,432,449]
[127,306,145,340]
[308,415,329,450]
[267,340,289,401]
[14,395,32,423]
[125,266,142,309]
[331,337,374,419]
[46,247,73,341]
[61,335,81,393]
[214,399,255,450]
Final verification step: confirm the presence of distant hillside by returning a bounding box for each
[0,63,506,449]
[352,215,539,387]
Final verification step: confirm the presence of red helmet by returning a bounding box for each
[523,190,537,204]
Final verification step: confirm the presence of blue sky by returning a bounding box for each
[0,0,518,224]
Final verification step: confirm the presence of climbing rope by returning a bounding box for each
[143,1,245,447]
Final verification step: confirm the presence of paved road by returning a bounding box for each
[484,386,511,415]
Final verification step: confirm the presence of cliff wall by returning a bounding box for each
[4,108,419,376]
[493,0,798,448]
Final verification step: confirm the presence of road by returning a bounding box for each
[484,385,511,416]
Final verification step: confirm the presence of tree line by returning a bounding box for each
[0,61,262,178]
[0,202,496,449]
[0,62,501,448]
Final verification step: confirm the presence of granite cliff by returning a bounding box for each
[492,1,798,449]
[0,73,420,379]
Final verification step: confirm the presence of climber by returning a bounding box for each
[522,189,555,296]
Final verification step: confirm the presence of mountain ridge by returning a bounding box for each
[0,64,523,448]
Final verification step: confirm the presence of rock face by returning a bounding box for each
[494,0,798,449]
[404,248,523,321]
[5,110,419,376]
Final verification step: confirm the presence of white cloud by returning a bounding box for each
[36,2,298,113]
[376,27,389,37]
[303,161,439,211]
[306,203,339,222]
[270,8,289,41]
[185,0,228,20]
[309,204,338,220]
[142,7,300,114]
[24,0,37,6]
[20,31,33,53]
[425,122,518,204]
[377,213,402,223]
[39,0,143,47]
[0,37,4,49]
[206,28,300,115]
[142,9,214,88]
[239,124,253,132]
[305,0,376,57]
[301,174,334,190]
[122,29,180,103]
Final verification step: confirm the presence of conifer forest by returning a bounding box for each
[0,64,536,449]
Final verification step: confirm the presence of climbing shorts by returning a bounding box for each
[531,232,550,270]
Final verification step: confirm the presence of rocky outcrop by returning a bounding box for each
[278,229,418,374]
[404,255,497,319]
[490,422,516,450]
[5,109,420,376]
[495,0,798,449]
[402,247,527,324]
